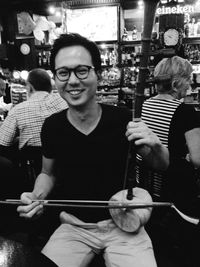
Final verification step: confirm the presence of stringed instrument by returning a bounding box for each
[109,188,153,232]
[109,0,160,232]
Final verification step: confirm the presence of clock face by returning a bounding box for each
[164,29,179,46]
[20,43,30,55]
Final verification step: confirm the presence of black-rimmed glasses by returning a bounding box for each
[55,65,95,82]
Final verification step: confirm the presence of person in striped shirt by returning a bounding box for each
[141,56,200,266]
[141,56,200,204]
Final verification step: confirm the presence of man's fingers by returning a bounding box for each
[17,201,42,215]
[18,204,44,219]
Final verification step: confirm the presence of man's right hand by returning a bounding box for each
[17,192,45,219]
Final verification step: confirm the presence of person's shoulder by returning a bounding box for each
[172,102,200,131]
[47,92,63,100]
[101,103,131,117]
[8,100,28,114]
[45,109,66,123]
[46,92,68,107]
[176,102,196,114]
[42,109,66,131]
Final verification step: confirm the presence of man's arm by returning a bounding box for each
[139,141,169,171]
[17,156,56,219]
[32,156,56,199]
[126,120,169,171]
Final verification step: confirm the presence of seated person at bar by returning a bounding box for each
[17,33,169,267]
[0,67,68,201]
[0,68,67,149]
[0,68,67,174]
[140,56,200,206]
[0,68,68,246]
[0,74,12,117]
[0,59,13,104]
[0,75,14,199]
[140,56,200,266]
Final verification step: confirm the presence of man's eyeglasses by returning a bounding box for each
[55,65,95,82]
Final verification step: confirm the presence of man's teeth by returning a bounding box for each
[69,90,81,95]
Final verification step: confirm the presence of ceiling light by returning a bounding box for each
[48,6,56,15]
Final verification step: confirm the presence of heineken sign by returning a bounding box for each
[156,5,194,15]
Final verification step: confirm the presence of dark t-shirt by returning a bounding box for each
[41,104,132,222]
[166,103,200,214]
[168,103,200,158]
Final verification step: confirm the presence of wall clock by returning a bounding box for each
[163,28,179,46]
[20,43,30,55]
[159,27,183,50]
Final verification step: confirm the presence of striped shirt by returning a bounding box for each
[138,98,181,198]
[0,91,67,149]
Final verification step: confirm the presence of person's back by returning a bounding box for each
[140,56,200,266]
[0,69,67,244]
[139,56,200,203]
[140,97,181,198]
[0,68,67,149]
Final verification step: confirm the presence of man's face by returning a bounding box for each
[0,79,6,97]
[54,45,98,108]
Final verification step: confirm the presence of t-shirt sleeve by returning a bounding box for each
[41,117,55,159]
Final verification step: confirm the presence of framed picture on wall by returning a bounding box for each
[66,6,118,41]
[16,12,35,37]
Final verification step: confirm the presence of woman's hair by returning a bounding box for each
[154,56,193,94]
[27,68,52,93]
[50,33,102,73]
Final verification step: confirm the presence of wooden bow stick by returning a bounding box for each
[3,199,200,225]
[5,199,172,209]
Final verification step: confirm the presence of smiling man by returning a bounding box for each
[17,33,169,267]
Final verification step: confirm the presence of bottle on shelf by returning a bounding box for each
[46,51,51,66]
[38,52,42,67]
[122,27,129,41]
[132,25,137,41]
[149,56,155,68]
[135,54,140,67]
[121,48,126,65]
[42,51,47,66]
[184,22,189,38]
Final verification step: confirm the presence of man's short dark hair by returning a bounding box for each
[27,68,52,93]
[50,33,102,74]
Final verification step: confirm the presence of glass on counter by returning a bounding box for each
[98,66,121,87]
[10,83,27,106]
